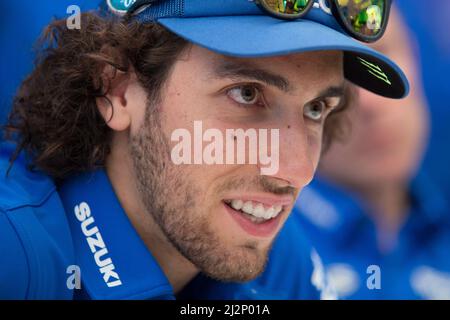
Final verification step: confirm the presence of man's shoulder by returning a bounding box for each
[0,141,75,299]
[0,142,56,211]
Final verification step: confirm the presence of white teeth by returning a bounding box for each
[231,199,243,211]
[242,201,254,215]
[227,199,284,220]
[253,204,265,216]
[274,205,283,215]
[265,207,275,219]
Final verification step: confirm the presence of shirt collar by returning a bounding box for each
[58,169,174,300]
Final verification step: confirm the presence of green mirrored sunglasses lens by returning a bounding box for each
[262,0,311,15]
[336,0,385,36]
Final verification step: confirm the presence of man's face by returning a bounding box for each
[319,8,429,187]
[128,45,344,282]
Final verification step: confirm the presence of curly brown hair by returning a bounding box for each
[3,12,189,179]
[3,11,351,180]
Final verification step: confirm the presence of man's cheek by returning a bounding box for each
[306,133,323,167]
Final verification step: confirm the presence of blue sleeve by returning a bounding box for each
[0,142,76,299]
[0,209,29,299]
[0,205,76,300]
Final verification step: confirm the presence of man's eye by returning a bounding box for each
[304,100,327,122]
[227,85,262,106]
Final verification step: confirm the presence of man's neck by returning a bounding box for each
[105,136,198,293]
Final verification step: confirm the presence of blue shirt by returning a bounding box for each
[0,142,332,299]
[58,168,175,300]
[294,174,450,299]
[0,143,74,299]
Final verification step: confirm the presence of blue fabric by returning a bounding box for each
[0,142,75,299]
[294,174,450,299]
[58,170,175,300]
[0,142,174,300]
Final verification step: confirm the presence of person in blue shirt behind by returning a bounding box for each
[0,0,409,299]
[397,0,450,196]
[294,5,450,300]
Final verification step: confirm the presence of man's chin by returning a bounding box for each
[197,245,270,283]
[202,266,265,283]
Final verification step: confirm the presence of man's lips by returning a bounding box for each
[221,193,292,237]
[223,201,284,237]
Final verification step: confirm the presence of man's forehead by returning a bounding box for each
[173,45,344,100]
[212,49,342,69]
[207,49,344,96]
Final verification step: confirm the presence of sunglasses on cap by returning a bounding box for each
[125,0,392,43]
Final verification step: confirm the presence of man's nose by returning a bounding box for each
[261,121,315,190]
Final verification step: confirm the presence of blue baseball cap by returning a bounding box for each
[104,0,409,99]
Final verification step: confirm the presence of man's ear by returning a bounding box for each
[96,65,132,132]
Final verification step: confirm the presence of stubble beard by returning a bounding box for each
[129,106,269,282]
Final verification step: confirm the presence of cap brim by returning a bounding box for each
[158,15,409,99]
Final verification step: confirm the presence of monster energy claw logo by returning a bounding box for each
[107,0,137,15]
[357,56,391,85]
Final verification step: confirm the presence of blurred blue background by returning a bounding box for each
[0,0,96,123]
[0,0,449,195]
[396,0,450,196]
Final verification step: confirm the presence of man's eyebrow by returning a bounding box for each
[316,85,346,99]
[212,59,292,93]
